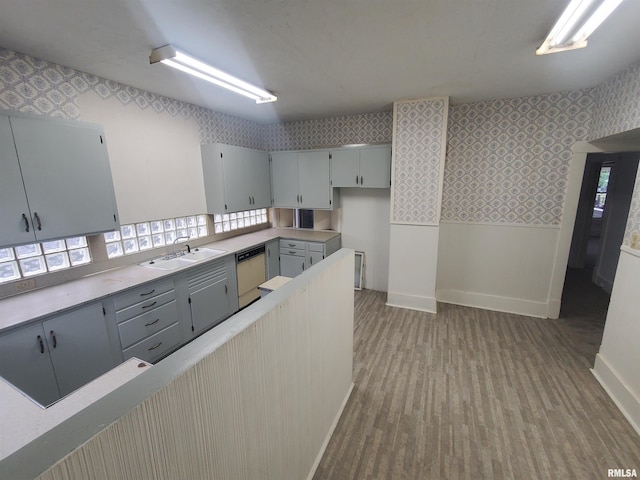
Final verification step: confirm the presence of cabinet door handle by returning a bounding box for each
[360,175,364,185]
[37,335,45,354]
[33,212,42,231]
[225,284,228,294]
[302,261,305,271]
[148,342,162,351]
[268,248,270,257]
[249,195,252,205]
[310,257,313,265]
[22,213,30,232]
[356,174,359,185]
[50,330,57,348]
[300,194,303,203]
[144,318,160,327]
[296,194,300,203]
[141,301,157,309]
[140,289,155,297]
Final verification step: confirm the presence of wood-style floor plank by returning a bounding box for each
[313,285,640,480]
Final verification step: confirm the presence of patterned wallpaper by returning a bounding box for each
[590,61,640,141]
[263,111,392,151]
[442,90,595,225]
[392,98,448,225]
[0,48,264,149]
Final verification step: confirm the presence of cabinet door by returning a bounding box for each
[271,152,300,207]
[43,302,116,398]
[298,150,331,208]
[330,148,360,187]
[189,278,230,335]
[0,322,60,407]
[308,251,324,268]
[201,144,226,214]
[280,253,305,277]
[359,145,391,188]
[0,115,36,246]
[246,148,272,209]
[222,145,253,212]
[10,116,119,242]
[265,239,280,280]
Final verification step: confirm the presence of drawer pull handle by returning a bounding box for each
[142,301,157,309]
[22,213,30,232]
[288,243,295,247]
[140,289,156,297]
[148,342,162,351]
[289,250,297,254]
[145,318,160,327]
[37,335,45,354]
[50,330,57,348]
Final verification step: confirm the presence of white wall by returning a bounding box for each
[436,222,560,318]
[78,92,206,224]
[387,224,440,313]
[339,189,390,291]
[592,247,640,435]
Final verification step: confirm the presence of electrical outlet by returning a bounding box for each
[14,278,36,292]
[631,233,640,250]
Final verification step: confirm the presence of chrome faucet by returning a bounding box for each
[168,236,190,258]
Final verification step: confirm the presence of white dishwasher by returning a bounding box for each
[236,245,266,309]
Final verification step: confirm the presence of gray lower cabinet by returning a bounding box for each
[0,302,117,406]
[265,238,280,280]
[114,279,182,363]
[186,257,236,336]
[279,236,341,278]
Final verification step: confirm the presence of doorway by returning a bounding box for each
[561,152,639,332]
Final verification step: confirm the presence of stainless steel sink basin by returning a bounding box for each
[138,247,226,270]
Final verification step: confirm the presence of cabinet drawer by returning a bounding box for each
[280,239,306,250]
[116,290,176,323]
[307,242,324,253]
[118,300,178,349]
[122,323,181,364]
[280,247,305,257]
[114,279,174,311]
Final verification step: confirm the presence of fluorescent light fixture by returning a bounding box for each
[150,45,277,103]
[536,0,625,55]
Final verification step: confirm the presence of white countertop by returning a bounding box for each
[0,228,340,332]
[0,358,151,461]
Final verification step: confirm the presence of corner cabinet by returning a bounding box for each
[0,302,118,407]
[270,149,340,209]
[201,143,271,214]
[0,111,120,248]
[330,145,391,188]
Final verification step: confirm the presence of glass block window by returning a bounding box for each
[104,215,209,259]
[213,209,268,234]
[0,236,91,284]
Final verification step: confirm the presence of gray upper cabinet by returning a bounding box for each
[0,112,120,248]
[201,143,271,214]
[271,149,339,209]
[331,145,391,188]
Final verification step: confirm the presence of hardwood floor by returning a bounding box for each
[313,289,639,480]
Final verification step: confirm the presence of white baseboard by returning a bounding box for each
[592,354,640,437]
[386,292,437,313]
[306,382,355,480]
[436,289,548,319]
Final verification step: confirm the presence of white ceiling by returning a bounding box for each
[1,0,640,123]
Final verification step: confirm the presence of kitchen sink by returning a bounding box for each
[182,247,226,261]
[138,247,227,270]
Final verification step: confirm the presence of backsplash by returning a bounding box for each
[442,90,595,225]
[0,48,263,149]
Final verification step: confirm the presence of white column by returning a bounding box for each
[387,97,448,313]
